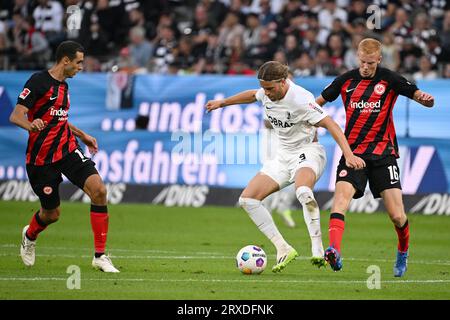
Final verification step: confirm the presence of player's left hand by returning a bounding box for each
[81,134,98,155]
[415,90,434,107]
[345,154,366,170]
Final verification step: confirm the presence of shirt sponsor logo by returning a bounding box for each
[267,115,293,128]
[350,100,381,113]
[50,107,68,121]
[19,88,31,99]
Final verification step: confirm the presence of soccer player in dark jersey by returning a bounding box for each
[9,41,119,272]
[315,38,434,277]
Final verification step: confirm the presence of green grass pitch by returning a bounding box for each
[0,200,449,299]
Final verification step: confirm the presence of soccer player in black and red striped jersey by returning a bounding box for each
[315,38,434,277]
[9,41,119,272]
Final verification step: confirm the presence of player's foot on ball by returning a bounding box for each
[393,250,408,277]
[20,225,36,267]
[278,210,296,228]
[272,247,298,273]
[310,256,327,268]
[92,254,120,273]
[324,246,343,272]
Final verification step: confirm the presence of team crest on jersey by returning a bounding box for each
[43,186,53,195]
[286,112,291,120]
[19,88,31,99]
[374,83,386,95]
[339,170,348,177]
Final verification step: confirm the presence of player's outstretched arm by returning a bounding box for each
[317,116,366,170]
[315,95,327,107]
[413,90,434,108]
[68,122,98,155]
[205,89,258,113]
[10,104,47,132]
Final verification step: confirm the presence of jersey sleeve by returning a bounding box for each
[255,88,265,102]
[390,72,418,99]
[320,73,348,102]
[16,75,39,109]
[301,101,328,125]
[291,90,328,125]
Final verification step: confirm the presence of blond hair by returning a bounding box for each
[257,61,289,81]
[358,38,382,55]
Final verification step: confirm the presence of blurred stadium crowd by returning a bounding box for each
[1,0,450,80]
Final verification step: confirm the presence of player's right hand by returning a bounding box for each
[205,100,223,113]
[345,154,366,170]
[29,119,47,132]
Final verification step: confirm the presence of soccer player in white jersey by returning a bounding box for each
[205,61,366,272]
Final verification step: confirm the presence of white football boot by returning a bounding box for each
[20,225,36,267]
[92,254,120,273]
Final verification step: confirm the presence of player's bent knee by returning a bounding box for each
[239,197,261,211]
[389,212,405,226]
[89,184,108,203]
[295,186,315,206]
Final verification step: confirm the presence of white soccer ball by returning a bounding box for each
[236,245,267,275]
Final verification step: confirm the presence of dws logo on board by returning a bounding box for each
[152,185,209,207]
[410,194,450,216]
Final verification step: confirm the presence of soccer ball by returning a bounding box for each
[236,245,267,275]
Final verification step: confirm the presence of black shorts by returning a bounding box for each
[336,155,402,199]
[26,148,99,210]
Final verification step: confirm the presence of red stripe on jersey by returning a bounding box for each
[388,113,398,157]
[26,87,54,164]
[340,79,352,105]
[27,87,53,121]
[372,95,399,155]
[341,80,358,125]
[346,80,375,145]
[353,88,395,154]
[53,124,68,162]
[54,126,78,162]
[34,85,66,166]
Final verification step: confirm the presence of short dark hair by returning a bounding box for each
[55,41,84,62]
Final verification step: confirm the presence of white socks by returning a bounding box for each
[239,197,291,252]
[296,186,324,258]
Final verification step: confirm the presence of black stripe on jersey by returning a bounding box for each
[344,79,378,138]
[42,85,69,164]
[344,80,361,110]
[350,84,392,149]
[343,80,363,137]
[61,126,71,157]
[28,124,53,165]
[379,131,399,157]
[44,123,66,164]
[28,109,61,164]
[363,94,396,155]
[33,86,55,119]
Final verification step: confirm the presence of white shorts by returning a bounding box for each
[260,143,327,189]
